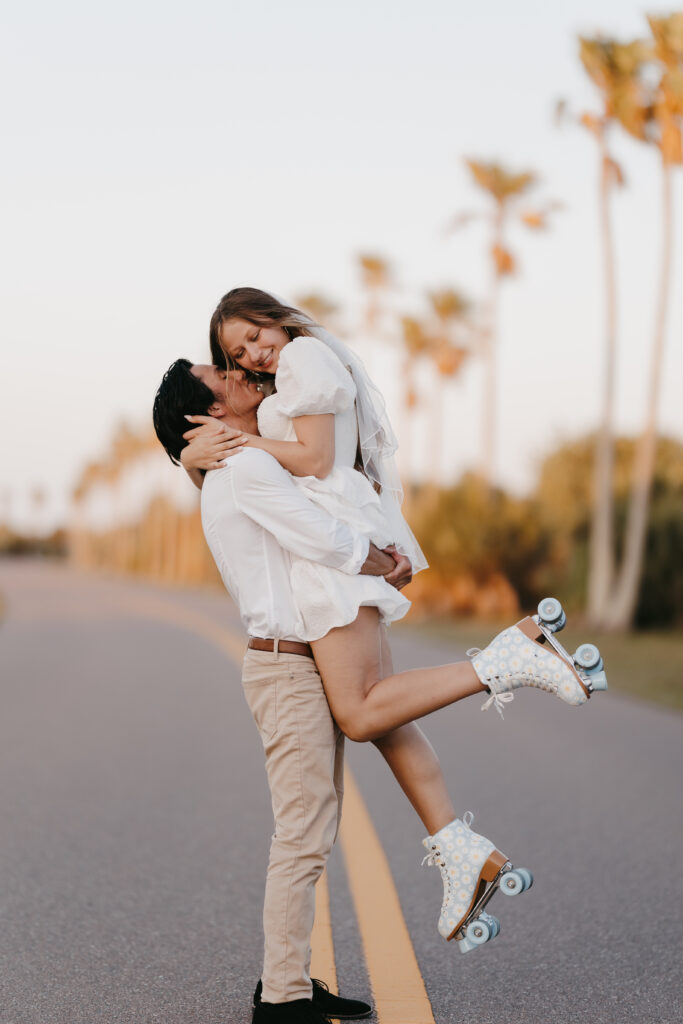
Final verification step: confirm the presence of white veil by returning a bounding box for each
[265,290,428,574]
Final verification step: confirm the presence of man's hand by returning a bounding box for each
[359,543,413,590]
[181,416,249,471]
[382,545,412,590]
[359,543,396,577]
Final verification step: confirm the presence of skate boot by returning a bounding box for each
[468,597,608,718]
[421,813,533,953]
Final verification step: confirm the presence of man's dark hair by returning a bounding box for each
[152,358,217,465]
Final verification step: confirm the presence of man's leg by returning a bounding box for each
[332,716,345,841]
[241,649,342,1005]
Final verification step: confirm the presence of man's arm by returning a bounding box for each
[361,544,396,576]
[229,448,378,575]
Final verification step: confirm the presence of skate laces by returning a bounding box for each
[480,684,515,719]
[466,647,514,719]
[421,812,476,869]
[421,844,451,912]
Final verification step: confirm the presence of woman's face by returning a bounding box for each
[219,317,289,375]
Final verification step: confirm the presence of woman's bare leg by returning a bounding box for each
[371,625,456,834]
[311,607,486,745]
[372,724,456,834]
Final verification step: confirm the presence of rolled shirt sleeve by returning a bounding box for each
[230,448,369,574]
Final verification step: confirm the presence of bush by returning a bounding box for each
[404,434,683,628]
[405,475,551,617]
[535,434,683,627]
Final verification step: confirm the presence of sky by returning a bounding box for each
[1,0,681,530]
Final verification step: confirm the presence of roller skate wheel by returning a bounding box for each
[480,911,501,937]
[465,916,492,945]
[537,598,565,629]
[574,643,602,671]
[500,869,526,896]
[589,670,608,692]
[516,867,533,890]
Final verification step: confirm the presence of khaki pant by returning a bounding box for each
[241,648,345,1004]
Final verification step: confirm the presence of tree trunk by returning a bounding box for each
[401,356,417,501]
[604,164,673,631]
[480,209,503,489]
[429,370,445,484]
[587,136,618,626]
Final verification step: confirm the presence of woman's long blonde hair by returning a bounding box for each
[209,287,316,370]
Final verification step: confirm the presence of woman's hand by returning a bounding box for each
[180,416,249,471]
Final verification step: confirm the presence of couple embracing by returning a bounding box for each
[153,287,605,1024]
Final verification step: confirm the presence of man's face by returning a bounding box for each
[190,363,227,402]
[190,364,264,419]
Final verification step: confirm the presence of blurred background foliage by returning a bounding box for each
[3,10,683,643]
[535,434,683,627]
[398,434,683,628]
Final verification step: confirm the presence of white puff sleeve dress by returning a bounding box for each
[256,336,411,640]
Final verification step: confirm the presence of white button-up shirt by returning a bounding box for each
[200,448,370,642]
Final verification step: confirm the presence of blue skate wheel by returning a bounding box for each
[589,670,608,692]
[500,869,525,896]
[574,643,602,671]
[537,597,563,625]
[480,911,501,938]
[465,917,492,945]
[516,867,533,891]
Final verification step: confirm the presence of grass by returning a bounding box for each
[398,615,683,713]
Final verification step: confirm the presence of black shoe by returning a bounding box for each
[254,978,372,1020]
[252,997,331,1023]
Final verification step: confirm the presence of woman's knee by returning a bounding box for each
[334,709,379,743]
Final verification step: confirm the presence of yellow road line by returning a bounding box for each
[340,769,436,1024]
[310,870,337,995]
[118,593,247,663]
[98,590,433,1021]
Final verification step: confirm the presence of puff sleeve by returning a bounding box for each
[275,337,356,417]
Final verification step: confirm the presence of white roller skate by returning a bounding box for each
[468,597,608,718]
[422,813,533,953]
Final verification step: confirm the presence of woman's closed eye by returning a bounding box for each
[234,334,259,360]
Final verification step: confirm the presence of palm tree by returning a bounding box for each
[30,485,47,538]
[293,292,341,333]
[357,253,392,335]
[425,288,471,482]
[448,160,556,488]
[604,15,683,630]
[572,35,647,626]
[0,487,11,526]
[398,314,431,491]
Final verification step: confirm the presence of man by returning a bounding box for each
[153,361,409,1024]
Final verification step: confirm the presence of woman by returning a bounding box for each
[181,287,606,951]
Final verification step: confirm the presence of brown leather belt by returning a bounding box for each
[247,637,314,659]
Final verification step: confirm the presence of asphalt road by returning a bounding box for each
[1,560,681,1024]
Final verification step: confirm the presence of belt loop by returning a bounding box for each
[274,637,280,661]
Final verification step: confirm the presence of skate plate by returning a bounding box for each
[515,615,607,698]
[450,853,533,954]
